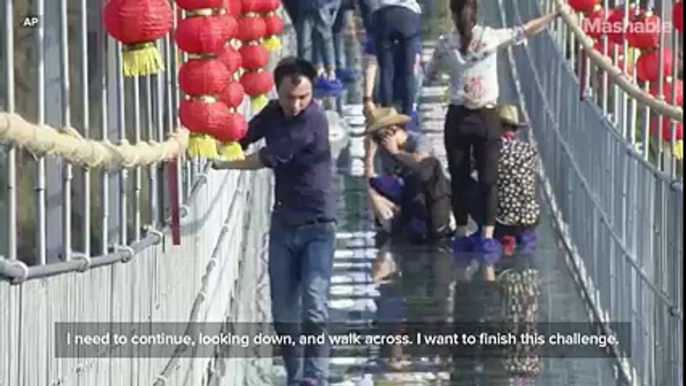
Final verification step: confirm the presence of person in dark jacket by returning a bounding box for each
[362,0,423,117]
[213,57,337,386]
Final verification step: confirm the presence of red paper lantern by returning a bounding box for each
[179,59,231,96]
[237,16,267,42]
[176,0,224,10]
[226,0,242,16]
[607,6,639,45]
[252,0,279,13]
[264,13,285,37]
[219,45,243,74]
[179,99,233,135]
[652,115,683,142]
[240,0,263,14]
[240,43,270,70]
[569,0,600,14]
[219,13,239,40]
[674,2,683,33]
[262,0,281,12]
[583,6,610,40]
[241,70,274,96]
[220,81,246,109]
[176,16,232,54]
[103,0,173,77]
[636,49,674,83]
[214,113,249,142]
[650,79,683,106]
[627,11,662,50]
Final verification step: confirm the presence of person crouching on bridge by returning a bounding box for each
[364,107,452,243]
[212,57,336,386]
[492,104,541,260]
[423,0,560,282]
[459,104,542,261]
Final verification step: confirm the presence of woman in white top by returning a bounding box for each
[425,0,560,281]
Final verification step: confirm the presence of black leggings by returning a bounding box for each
[444,104,503,227]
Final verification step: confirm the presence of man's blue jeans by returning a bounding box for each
[269,216,337,386]
[296,3,340,69]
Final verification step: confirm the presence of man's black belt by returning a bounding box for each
[301,217,336,226]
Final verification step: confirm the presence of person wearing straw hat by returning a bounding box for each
[494,104,540,256]
[364,107,452,242]
[455,103,541,278]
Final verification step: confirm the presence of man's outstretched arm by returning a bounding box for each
[212,148,273,171]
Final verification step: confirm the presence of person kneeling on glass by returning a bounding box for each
[455,104,541,281]
[364,107,453,243]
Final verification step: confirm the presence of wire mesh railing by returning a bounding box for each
[497,0,684,384]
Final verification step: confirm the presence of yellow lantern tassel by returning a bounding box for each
[188,135,218,159]
[674,140,683,160]
[187,134,205,158]
[251,94,269,113]
[263,36,282,51]
[201,136,219,159]
[219,142,245,161]
[122,42,165,77]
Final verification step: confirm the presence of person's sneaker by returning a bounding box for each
[451,233,480,263]
[405,110,421,132]
[500,235,517,257]
[336,68,357,83]
[517,230,538,257]
[315,76,343,92]
[406,217,428,241]
[369,176,404,203]
[301,378,318,386]
[476,237,504,266]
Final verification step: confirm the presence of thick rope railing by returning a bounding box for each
[0,112,189,169]
[556,0,683,121]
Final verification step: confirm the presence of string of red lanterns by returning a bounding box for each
[238,0,275,113]
[261,0,285,51]
[574,2,682,156]
[103,0,174,77]
[176,1,248,159]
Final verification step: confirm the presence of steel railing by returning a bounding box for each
[496,0,683,384]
